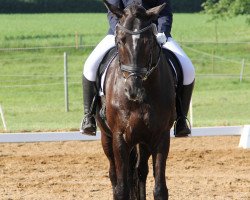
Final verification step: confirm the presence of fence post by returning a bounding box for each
[75,31,79,49]
[64,52,69,112]
[0,104,7,131]
[240,59,245,82]
[215,21,218,44]
[212,50,215,74]
[80,35,83,48]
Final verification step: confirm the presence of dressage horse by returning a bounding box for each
[96,2,176,199]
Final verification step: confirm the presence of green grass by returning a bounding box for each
[0,13,249,48]
[0,14,108,48]
[0,13,249,132]
[0,49,86,132]
[193,78,250,126]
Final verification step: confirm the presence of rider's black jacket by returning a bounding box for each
[107,0,173,37]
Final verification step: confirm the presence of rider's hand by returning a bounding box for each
[156,32,167,45]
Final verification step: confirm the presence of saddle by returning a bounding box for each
[162,48,183,91]
[96,47,117,96]
[91,47,117,130]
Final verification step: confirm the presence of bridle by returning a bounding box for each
[116,23,162,82]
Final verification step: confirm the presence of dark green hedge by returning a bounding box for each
[0,0,205,13]
[172,0,206,13]
[0,0,106,13]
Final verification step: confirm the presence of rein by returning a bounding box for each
[116,23,162,82]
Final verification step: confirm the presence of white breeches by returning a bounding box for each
[83,35,116,81]
[162,37,195,85]
[83,35,195,85]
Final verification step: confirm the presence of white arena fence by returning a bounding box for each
[0,126,249,149]
[0,126,244,142]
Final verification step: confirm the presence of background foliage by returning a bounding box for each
[202,0,250,22]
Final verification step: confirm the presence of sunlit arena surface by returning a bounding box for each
[0,136,249,199]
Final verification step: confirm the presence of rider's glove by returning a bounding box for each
[156,32,167,45]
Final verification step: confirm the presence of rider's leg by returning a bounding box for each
[163,37,195,137]
[175,81,195,136]
[80,35,115,135]
[80,75,97,135]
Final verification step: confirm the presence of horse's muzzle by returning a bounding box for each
[124,78,146,103]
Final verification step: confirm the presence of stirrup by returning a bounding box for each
[174,116,191,137]
[80,114,97,136]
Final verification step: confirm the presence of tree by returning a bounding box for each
[202,0,250,22]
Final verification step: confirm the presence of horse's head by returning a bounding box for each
[104,1,165,102]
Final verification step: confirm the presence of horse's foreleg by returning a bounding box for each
[112,132,129,200]
[137,144,151,200]
[101,132,117,192]
[152,132,170,200]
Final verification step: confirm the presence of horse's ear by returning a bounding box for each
[103,0,124,18]
[146,3,166,21]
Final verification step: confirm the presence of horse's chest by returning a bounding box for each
[121,104,159,131]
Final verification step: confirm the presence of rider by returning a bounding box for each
[80,0,195,137]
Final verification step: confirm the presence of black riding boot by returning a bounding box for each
[80,76,97,136]
[175,80,195,137]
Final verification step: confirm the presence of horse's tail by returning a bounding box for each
[129,145,140,200]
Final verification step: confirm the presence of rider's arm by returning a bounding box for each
[157,0,173,37]
[107,0,124,35]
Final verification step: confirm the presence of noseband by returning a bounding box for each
[116,23,162,82]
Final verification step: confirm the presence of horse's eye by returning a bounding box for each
[121,37,127,44]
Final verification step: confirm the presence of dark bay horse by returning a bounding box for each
[96,1,176,199]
